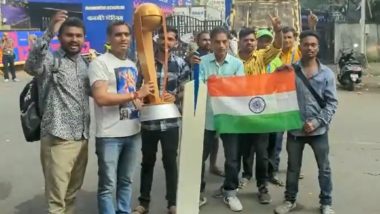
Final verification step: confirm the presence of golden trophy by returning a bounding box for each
[134,3,181,122]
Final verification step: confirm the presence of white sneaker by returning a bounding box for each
[12,78,20,82]
[274,201,296,214]
[321,205,335,214]
[223,196,243,212]
[4,79,9,82]
[199,195,207,207]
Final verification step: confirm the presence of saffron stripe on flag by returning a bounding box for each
[214,111,303,134]
[208,71,296,97]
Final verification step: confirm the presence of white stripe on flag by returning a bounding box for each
[210,91,299,116]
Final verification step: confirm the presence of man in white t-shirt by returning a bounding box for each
[88,21,154,214]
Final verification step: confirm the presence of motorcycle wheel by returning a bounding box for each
[347,80,355,91]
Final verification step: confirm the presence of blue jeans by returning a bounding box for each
[96,134,141,214]
[285,133,333,205]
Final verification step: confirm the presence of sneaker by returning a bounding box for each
[258,186,272,204]
[212,186,224,198]
[321,205,335,214]
[274,201,296,214]
[132,205,149,214]
[223,196,243,212]
[12,78,20,82]
[299,172,305,179]
[4,79,9,82]
[199,193,207,207]
[238,177,250,189]
[168,205,176,214]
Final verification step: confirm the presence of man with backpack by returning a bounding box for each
[24,10,90,214]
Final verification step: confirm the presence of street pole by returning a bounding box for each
[360,0,366,54]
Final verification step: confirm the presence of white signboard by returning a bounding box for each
[173,7,190,16]
[191,6,206,20]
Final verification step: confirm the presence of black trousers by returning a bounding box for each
[2,55,16,80]
[138,128,179,208]
[239,133,269,187]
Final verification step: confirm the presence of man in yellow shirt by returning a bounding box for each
[280,26,302,65]
[256,29,283,73]
[236,15,284,205]
[255,27,288,187]
[280,11,318,65]
[238,14,283,76]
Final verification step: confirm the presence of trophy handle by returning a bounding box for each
[134,4,171,104]
[160,15,169,100]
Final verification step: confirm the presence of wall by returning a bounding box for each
[335,24,380,62]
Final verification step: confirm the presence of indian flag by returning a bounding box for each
[207,70,303,133]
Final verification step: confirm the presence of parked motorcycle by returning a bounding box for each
[337,44,363,91]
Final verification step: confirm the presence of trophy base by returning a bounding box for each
[140,103,181,122]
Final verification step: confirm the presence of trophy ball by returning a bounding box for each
[135,3,163,31]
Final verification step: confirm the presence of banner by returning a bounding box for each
[0,31,90,64]
[28,0,82,3]
[82,0,132,53]
[225,0,232,26]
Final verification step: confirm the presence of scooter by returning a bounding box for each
[337,44,363,91]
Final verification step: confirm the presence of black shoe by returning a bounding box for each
[258,186,272,204]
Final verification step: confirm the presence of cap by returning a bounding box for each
[256,29,273,39]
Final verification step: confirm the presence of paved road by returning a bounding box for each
[0,72,379,214]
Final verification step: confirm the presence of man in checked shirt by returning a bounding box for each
[132,26,191,214]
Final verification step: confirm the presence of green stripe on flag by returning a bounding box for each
[214,111,303,134]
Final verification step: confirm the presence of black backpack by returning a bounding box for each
[19,53,62,142]
[19,77,41,142]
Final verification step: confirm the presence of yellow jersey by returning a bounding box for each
[280,46,302,65]
[239,44,281,76]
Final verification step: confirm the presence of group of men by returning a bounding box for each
[24,9,337,214]
[190,12,337,214]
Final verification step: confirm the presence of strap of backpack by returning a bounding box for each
[39,52,61,115]
[81,55,90,67]
[292,64,327,109]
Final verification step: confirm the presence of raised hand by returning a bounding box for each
[269,13,282,32]
[49,10,68,34]
[308,10,318,30]
[190,53,201,65]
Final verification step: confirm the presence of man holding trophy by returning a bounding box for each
[132,4,191,214]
